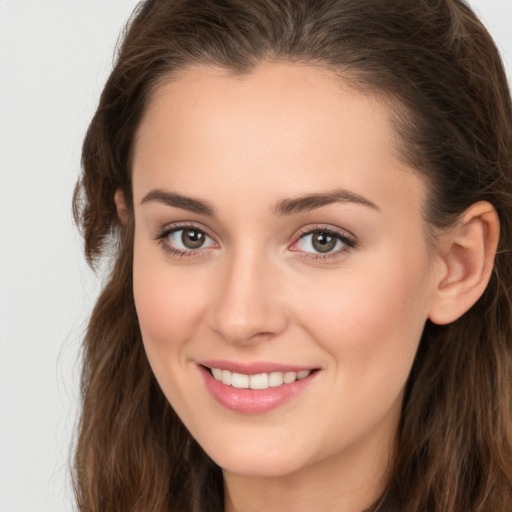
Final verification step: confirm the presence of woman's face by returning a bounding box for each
[130,62,440,480]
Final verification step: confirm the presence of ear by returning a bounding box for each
[428,201,500,325]
[114,189,130,225]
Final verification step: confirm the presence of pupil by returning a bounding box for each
[312,232,336,253]
[182,229,204,249]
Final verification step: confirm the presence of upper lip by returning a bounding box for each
[198,360,318,374]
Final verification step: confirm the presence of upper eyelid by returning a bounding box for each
[155,221,217,241]
[293,224,356,242]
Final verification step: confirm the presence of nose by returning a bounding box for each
[209,247,288,345]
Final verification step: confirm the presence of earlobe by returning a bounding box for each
[114,189,130,225]
[428,201,500,325]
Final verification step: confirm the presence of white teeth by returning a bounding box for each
[212,368,223,380]
[249,373,269,390]
[283,371,297,384]
[210,368,312,389]
[231,372,249,389]
[268,372,284,387]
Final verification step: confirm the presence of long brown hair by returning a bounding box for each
[73,1,512,510]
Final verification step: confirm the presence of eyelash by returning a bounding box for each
[291,224,357,261]
[154,222,217,259]
[154,222,357,262]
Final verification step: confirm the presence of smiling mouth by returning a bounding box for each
[199,364,320,413]
[203,366,317,390]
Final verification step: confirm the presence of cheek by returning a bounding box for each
[132,242,215,423]
[132,243,209,360]
[296,244,432,390]
[287,246,433,454]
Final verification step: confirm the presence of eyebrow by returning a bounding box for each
[141,188,380,216]
[273,189,380,215]
[141,189,215,215]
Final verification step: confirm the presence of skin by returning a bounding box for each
[123,62,499,512]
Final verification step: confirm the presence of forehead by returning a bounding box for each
[134,62,395,161]
[131,62,425,220]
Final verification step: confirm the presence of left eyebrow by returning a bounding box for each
[272,189,380,215]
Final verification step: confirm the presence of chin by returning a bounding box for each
[200,437,311,478]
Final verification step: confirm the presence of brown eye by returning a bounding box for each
[181,228,205,249]
[158,226,216,255]
[291,227,355,259]
[311,232,337,253]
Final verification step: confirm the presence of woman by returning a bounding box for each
[72,0,512,510]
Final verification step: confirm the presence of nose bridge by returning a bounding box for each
[210,243,287,344]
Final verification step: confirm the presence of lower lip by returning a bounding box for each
[199,365,318,414]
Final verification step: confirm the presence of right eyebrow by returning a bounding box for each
[141,189,215,216]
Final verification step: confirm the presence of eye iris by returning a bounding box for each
[181,229,205,249]
[312,232,337,253]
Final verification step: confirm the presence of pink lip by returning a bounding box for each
[197,362,319,415]
[198,359,315,374]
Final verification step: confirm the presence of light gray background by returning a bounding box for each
[0,1,511,511]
